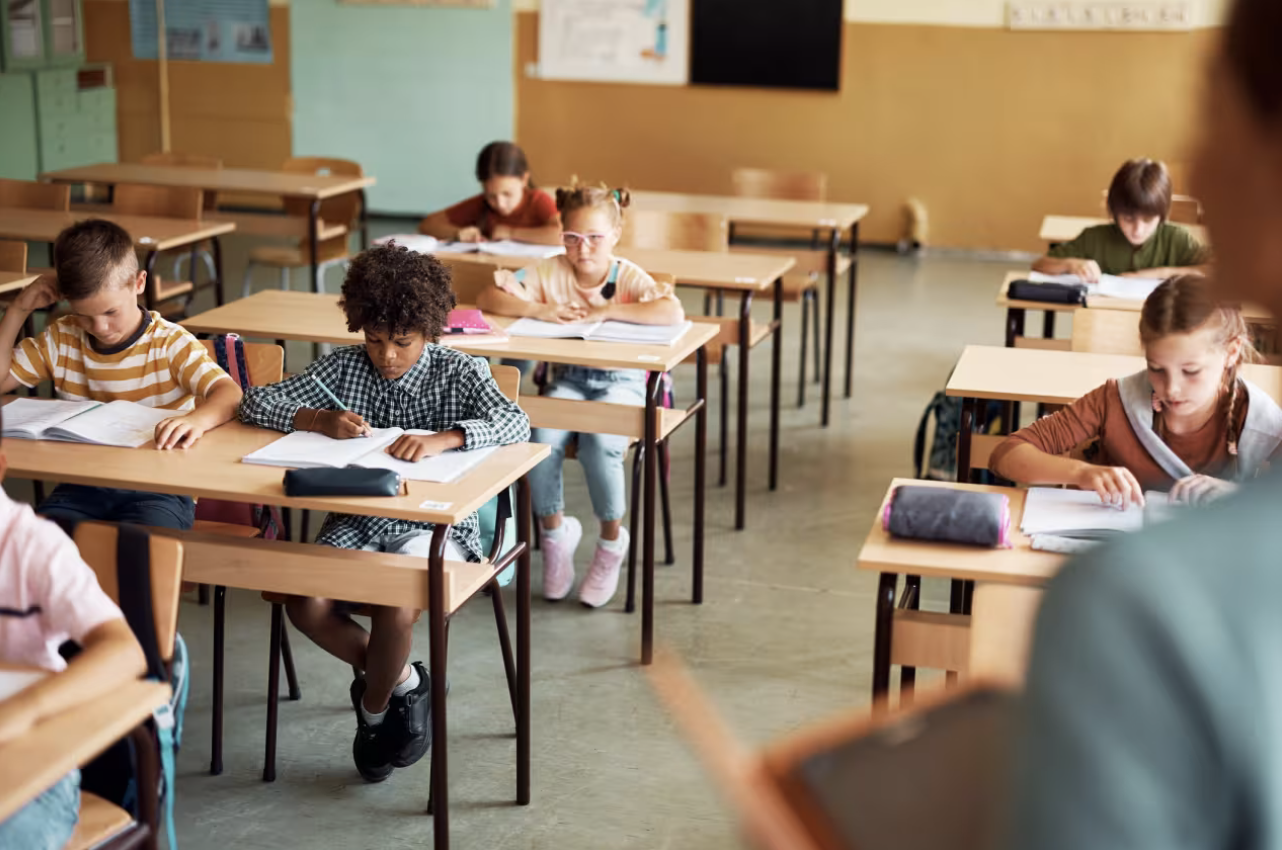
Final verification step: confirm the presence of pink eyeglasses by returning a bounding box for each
[561,231,610,248]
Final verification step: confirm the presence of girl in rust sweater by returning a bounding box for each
[991,275,1282,507]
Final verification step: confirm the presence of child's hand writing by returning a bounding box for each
[316,410,371,440]
[12,275,59,315]
[386,431,462,462]
[1075,463,1146,508]
[154,413,209,450]
[1170,474,1236,506]
[457,226,483,243]
[1064,258,1103,284]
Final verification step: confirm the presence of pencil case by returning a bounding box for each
[1008,280,1087,305]
[283,468,404,498]
[882,486,1012,548]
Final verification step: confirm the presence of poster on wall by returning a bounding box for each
[538,0,689,85]
[130,0,273,63]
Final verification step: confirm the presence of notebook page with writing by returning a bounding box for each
[505,318,603,339]
[1096,275,1165,301]
[45,400,173,448]
[242,427,404,469]
[351,431,499,483]
[1,398,102,439]
[1020,487,1145,538]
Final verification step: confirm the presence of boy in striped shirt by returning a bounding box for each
[0,219,242,529]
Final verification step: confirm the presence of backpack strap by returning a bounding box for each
[601,260,620,301]
[213,333,250,389]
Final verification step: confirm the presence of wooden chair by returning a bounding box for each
[441,257,503,305]
[62,522,183,850]
[1099,188,1204,225]
[730,167,833,408]
[0,177,70,212]
[0,239,26,272]
[142,151,223,286]
[112,183,214,315]
[1070,308,1143,356]
[241,156,363,298]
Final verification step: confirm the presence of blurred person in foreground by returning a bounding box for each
[1004,1,1282,847]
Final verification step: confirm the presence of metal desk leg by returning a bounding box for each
[693,346,707,604]
[426,525,451,849]
[211,585,225,776]
[308,198,322,295]
[1043,310,1056,340]
[844,221,860,399]
[211,236,225,307]
[736,292,754,530]
[872,572,898,701]
[642,371,660,664]
[769,277,782,492]
[358,189,370,250]
[516,477,531,804]
[821,226,840,427]
[1005,307,1026,348]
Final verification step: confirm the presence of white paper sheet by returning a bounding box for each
[1020,487,1145,537]
[45,400,173,448]
[352,431,498,483]
[0,670,47,702]
[242,427,403,469]
[1,398,101,439]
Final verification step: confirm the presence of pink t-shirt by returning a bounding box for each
[0,491,122,671]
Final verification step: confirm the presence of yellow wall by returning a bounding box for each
[515,12,1218,250]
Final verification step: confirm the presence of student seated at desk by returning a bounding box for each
[417,141,560,246]
[991,275,1282,506]
[1032,158,1211,283]
[0,219,242,530]
[238,243,529,783]
[0,418,147,850]
[477,185,684,608]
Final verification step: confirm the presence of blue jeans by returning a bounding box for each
[39,484,196,530]
[0,770,79,850]
[529,366,646,522]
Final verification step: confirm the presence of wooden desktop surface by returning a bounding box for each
[41,163,375,200]
[0,271,37,295]
[0,404,548,526]
[996,270,1270,319]
[183,290,721,373]
[0,671,168,822]
[438,247,796,291]
[1039,214,1209,246]
[857,478,1063,586]
[0,208,234,252]
[946,344,1282,405]
[629,190,870,231]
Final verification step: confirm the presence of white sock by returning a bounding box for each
[599,528,629,553]
[392,665,420,697]
[542,523,566,540]
[361,701,387,727]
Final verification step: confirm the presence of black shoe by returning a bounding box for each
[350,677,394,783]
[386,662,433,768]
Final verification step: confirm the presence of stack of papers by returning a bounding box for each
[242,428,496,483]
[1021,487,1179,543]
[1026,271,1165,301]
[377,234,565,260]
[506,318,692,346]
[3,398,172,448]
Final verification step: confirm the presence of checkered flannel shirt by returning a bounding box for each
[238,344,530,561]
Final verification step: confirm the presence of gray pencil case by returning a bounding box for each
[883,486,1012,548]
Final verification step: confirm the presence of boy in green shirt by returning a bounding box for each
[1032,158,1211,282]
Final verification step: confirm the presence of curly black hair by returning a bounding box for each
[339,242,456,340]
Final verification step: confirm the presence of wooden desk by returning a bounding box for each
[0,674,169,822]
[183,289,717,663]
[630,190,871,427]
[0,207,236,310]
[0,271,37,296]
[41,163,376,294]
[3,414,546,850]
[857,479,1061,700]
[1039,214,1209,247]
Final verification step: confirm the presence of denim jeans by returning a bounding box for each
[0,770,79,850]
[39,484,196,530]
[529,366,646,522]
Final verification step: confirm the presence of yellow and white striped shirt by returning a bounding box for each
[12,309,228,410]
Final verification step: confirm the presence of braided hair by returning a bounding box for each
[1139,274,1257,463]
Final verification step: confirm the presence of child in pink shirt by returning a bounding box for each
[0,423,145,849]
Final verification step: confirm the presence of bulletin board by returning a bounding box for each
[538,0,689,85]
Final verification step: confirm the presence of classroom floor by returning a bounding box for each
[6,229,1028,849]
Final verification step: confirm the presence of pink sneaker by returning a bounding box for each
[541,517,582,601]
[578,528,630,609]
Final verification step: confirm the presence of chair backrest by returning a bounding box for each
[280,156,363,228]
[200,339,285,385]
[731,168,827,202]
[620,210,729,252]
[442,258,502,305]
[141,152,222,211]
[489,364,521,402]
[1098,187,1204,225]
[1071,308,1143,356]
[72,523,183,662]
[0,240,27,273]
[0,177,70,211]
[113,183,204,220]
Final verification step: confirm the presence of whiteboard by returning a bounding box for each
[538,0,689,85]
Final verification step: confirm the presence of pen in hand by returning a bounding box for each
[311,375,371,437]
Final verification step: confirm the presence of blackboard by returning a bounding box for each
[690,0,843,91]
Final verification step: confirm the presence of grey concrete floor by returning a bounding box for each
[6,227,1035,849]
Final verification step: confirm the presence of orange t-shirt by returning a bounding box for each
[444,188,558,238]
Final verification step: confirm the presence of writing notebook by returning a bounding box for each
[376,234,564,260]
[506,318,693,346]
[1020,486,1187,540]
[2,398,172,448]
[242,428,496,483]
[1026,270,1164,301]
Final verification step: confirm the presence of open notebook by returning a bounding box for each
[1021,487,1182,542]
[242,428,496,483]
[506,317,693,346]
[2,398,173,448]
[1027,270,1164,301]
[377,234,565,260]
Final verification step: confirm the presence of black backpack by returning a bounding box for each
[913,390,1006,481]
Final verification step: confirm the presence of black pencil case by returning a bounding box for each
[1008,280,1087,305]
[283,468,404,498]
[883,485,1012,548]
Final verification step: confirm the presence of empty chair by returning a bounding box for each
[141,151,224,284]
[111,183,215,314]
[1070,307,1144,356]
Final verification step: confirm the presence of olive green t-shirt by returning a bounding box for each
[1047,222,1208,275]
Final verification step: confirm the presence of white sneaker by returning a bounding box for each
[541,517,582,601]
[578,528,629,609]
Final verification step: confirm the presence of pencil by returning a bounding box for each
[311,375,349,410]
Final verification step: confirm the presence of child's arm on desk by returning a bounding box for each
[1031,255,1103,283]
[478,270,578,322]
[0,276,59,395]
[155,377,242,449]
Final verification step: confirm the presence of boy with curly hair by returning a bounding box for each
[238,242,529,783]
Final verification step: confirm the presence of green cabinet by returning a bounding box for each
[1,0,83,72]
[0,73,39,179]
[0,67,115,179]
